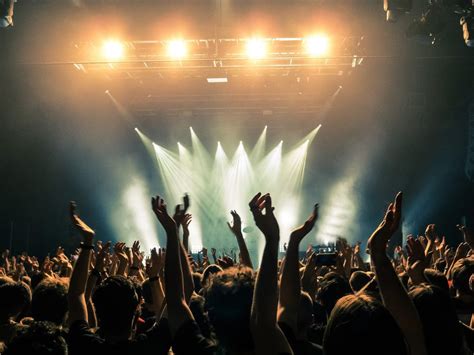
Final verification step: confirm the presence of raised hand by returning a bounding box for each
[95,241,110,273]
[147,247,164,278]
[406,236,430,284]
[131,241,143,268]
[368,192,402,255]
[182,213,192,231]
[151,195,177,233]
[227,210,242,235]
[70,201,95,245]
[290,204,318,242]
[454,242,470,260]
[113,242,129,267]
[249,192,279,239]
[457,224,474,250]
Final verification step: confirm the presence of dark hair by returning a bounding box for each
[204,266,254,352]
[409,284,463,355]
[193,272,203,293]
[30,272,47,290]
[0,281,31,320]
[423,269,449,293]
[317,272,352,316]
[4,321,67,355]
[323,294,408,355]
[349,271,375,293]
[201,264,223,287]
[451,258,474,295]
[92,275,139,333]
[32,279,68,325]
[190,293,213,339]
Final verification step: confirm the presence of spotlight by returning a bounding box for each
[461,15,474,47]
[102,40,124,61]
[167,40,187,59]
[384,0,413,22]
[406,3,445,45]
[246,38,267,59]
[0,0,14,28]
[304,35,330,57]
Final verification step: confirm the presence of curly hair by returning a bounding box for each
[204,266,255,352]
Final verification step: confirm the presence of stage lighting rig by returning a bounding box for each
[384,0,413,22]
[406,2,446,45]
[0,0,14,28]
[461,15,474,47]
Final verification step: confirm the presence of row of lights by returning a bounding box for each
[101,35,330,61]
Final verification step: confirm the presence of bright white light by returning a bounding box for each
[207,78,228,83]
[123,178,159,251]
[305,35,330,57]
[167,40,187,59]
[102,40,124,61]
[246,38,267,59]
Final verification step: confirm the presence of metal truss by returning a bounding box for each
[73,36,365,80]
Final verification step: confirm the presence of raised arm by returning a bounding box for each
[84,241,110,328]
[367,192,426,355]
[67,201,95,325]
[249,193,293,355]
[227,210,253,269]
[173,198,195,303]
[151,195,194,335]
[148,247,166,320]
[182,214,192,253]
[278,204,318,332]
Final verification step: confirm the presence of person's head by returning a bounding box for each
[0,281,31,321]
[92,275,140,335]
[3,321,67,355]
[349,271,377,294]
[201,264,223,288]
[317,272,352,316]
[30,272,47,290]
[204,266,254,352]
[323,294,407,355]
[409,284,463,355]
[190,293,212,339]
[423,269,449,293]
[32,279,68,325]
[451,258,474,296]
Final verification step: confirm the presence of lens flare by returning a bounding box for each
[167,40,187,59]
[305,35,330,57]
[102,40,124,61]
[246,38,267,59]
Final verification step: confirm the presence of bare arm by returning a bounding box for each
[249,193,293,355]
[182,214,192,253]
[368,192,426,355]
[228,210,253,269]
[67,202,94,325]
[148,247,166,320]
[278,204,318,332]
[152,195,194,336]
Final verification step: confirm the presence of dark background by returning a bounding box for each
[0,0,473,256]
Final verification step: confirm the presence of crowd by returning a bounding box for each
[0,191,473,354]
